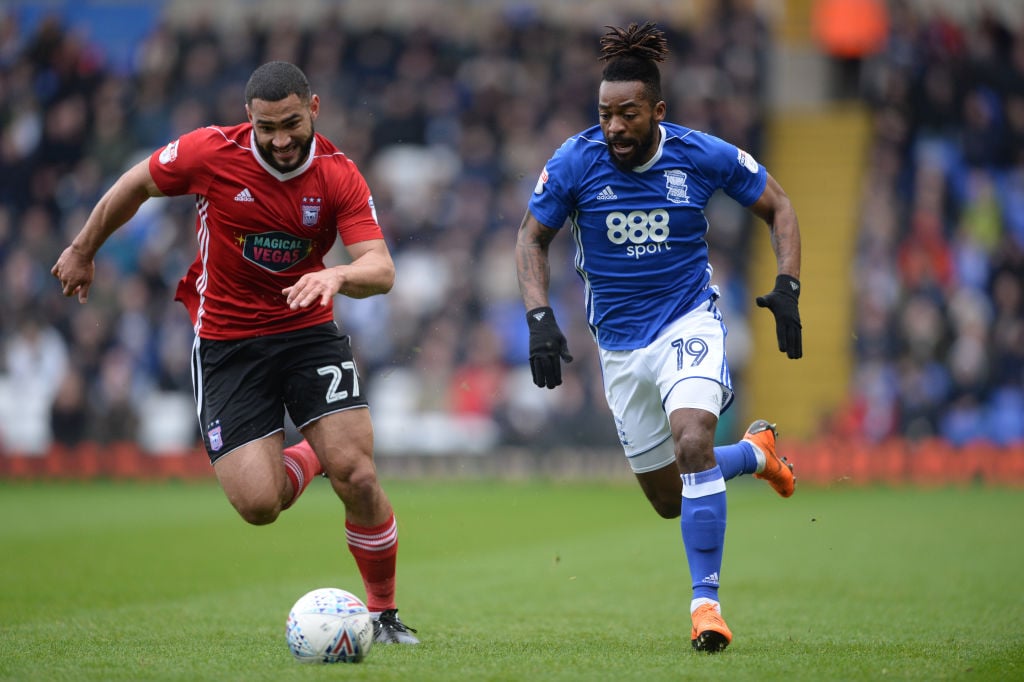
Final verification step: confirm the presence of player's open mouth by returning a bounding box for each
[270,142,299,160]
[610,141,634,156]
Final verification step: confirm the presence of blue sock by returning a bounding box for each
[714,441,759,481]
[680,466,727,602]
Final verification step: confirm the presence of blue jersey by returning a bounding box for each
[528,122,767,350]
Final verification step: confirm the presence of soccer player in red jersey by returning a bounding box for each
[52,61,418,645]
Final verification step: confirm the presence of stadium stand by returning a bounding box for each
[0,2,768,457]
[834,1,1024,447]
[0,0,1022,483]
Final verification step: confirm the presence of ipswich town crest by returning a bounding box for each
[302,196,322,226]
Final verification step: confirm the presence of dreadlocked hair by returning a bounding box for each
[599,22,668,102]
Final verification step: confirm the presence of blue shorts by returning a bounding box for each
[193,322,369,463]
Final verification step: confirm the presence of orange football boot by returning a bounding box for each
[690,602,732,653]
[745,419,795,498]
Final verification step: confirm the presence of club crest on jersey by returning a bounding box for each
[664,169,690,204]
[301,196,322,226]
[242,230,312,272]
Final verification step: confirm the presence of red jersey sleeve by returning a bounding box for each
[326,155,385,247]
[148,127,219,196]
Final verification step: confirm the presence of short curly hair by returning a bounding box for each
[244,61,311,105]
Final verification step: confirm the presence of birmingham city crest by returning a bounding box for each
[664,169,690,204]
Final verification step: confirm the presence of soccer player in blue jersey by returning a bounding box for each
[515,23,802,653]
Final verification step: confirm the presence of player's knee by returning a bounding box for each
[233,496,283,526]
[643,488,681,518]
[325,460,380,504]
[238,508,281,526]
[674,431,715,472]
[651,497,681,519]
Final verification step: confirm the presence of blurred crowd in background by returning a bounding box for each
[839,2,1024,446]
[0,1,770,455]
[0,1,1021,455]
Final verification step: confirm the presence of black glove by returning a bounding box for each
[526,306,573,389]
[755,274,803,359]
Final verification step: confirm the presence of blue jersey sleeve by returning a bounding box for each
[528,138,578,230]
[706,133,767,206]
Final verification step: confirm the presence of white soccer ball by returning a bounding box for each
[285,587,374,663]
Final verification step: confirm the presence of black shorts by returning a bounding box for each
[193,322,369,462]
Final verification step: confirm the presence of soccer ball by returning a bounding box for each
[285,587,374,663]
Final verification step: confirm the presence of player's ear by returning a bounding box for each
[309,94,320,121]
[653,100,667,122]
[245,103,253,123]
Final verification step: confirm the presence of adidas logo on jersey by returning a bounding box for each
[596,185,617,200]
[234,188,255,203]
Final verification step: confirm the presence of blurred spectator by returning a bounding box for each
[813,0,889,99]
[0,311,68,452]
[50,365,89,446]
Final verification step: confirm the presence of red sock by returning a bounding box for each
[346,514,398,612]
[282,440,322,509]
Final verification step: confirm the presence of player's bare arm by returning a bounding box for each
[750,171,804,359]
[283,238,395,309]
[748,173,801,279]
[51,158,164,303]
[514,210,559,310]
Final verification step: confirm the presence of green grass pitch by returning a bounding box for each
[1,476,1022,681]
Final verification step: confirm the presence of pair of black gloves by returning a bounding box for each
[526,275,802,389]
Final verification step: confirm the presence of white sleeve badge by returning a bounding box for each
[737,148,758,173]
[158,139,180,164]
[534,167,549,194]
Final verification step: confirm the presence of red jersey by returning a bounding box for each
[149,123,384,340]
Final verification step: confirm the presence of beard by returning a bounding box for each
[607,122,657,172]
[256,127,315,173]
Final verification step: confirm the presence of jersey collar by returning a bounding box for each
[631,124,666,173]
[249,130,316,181]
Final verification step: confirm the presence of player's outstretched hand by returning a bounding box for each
[756,274,802,359]
[51,245,95,303]
[526,306,573,389]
